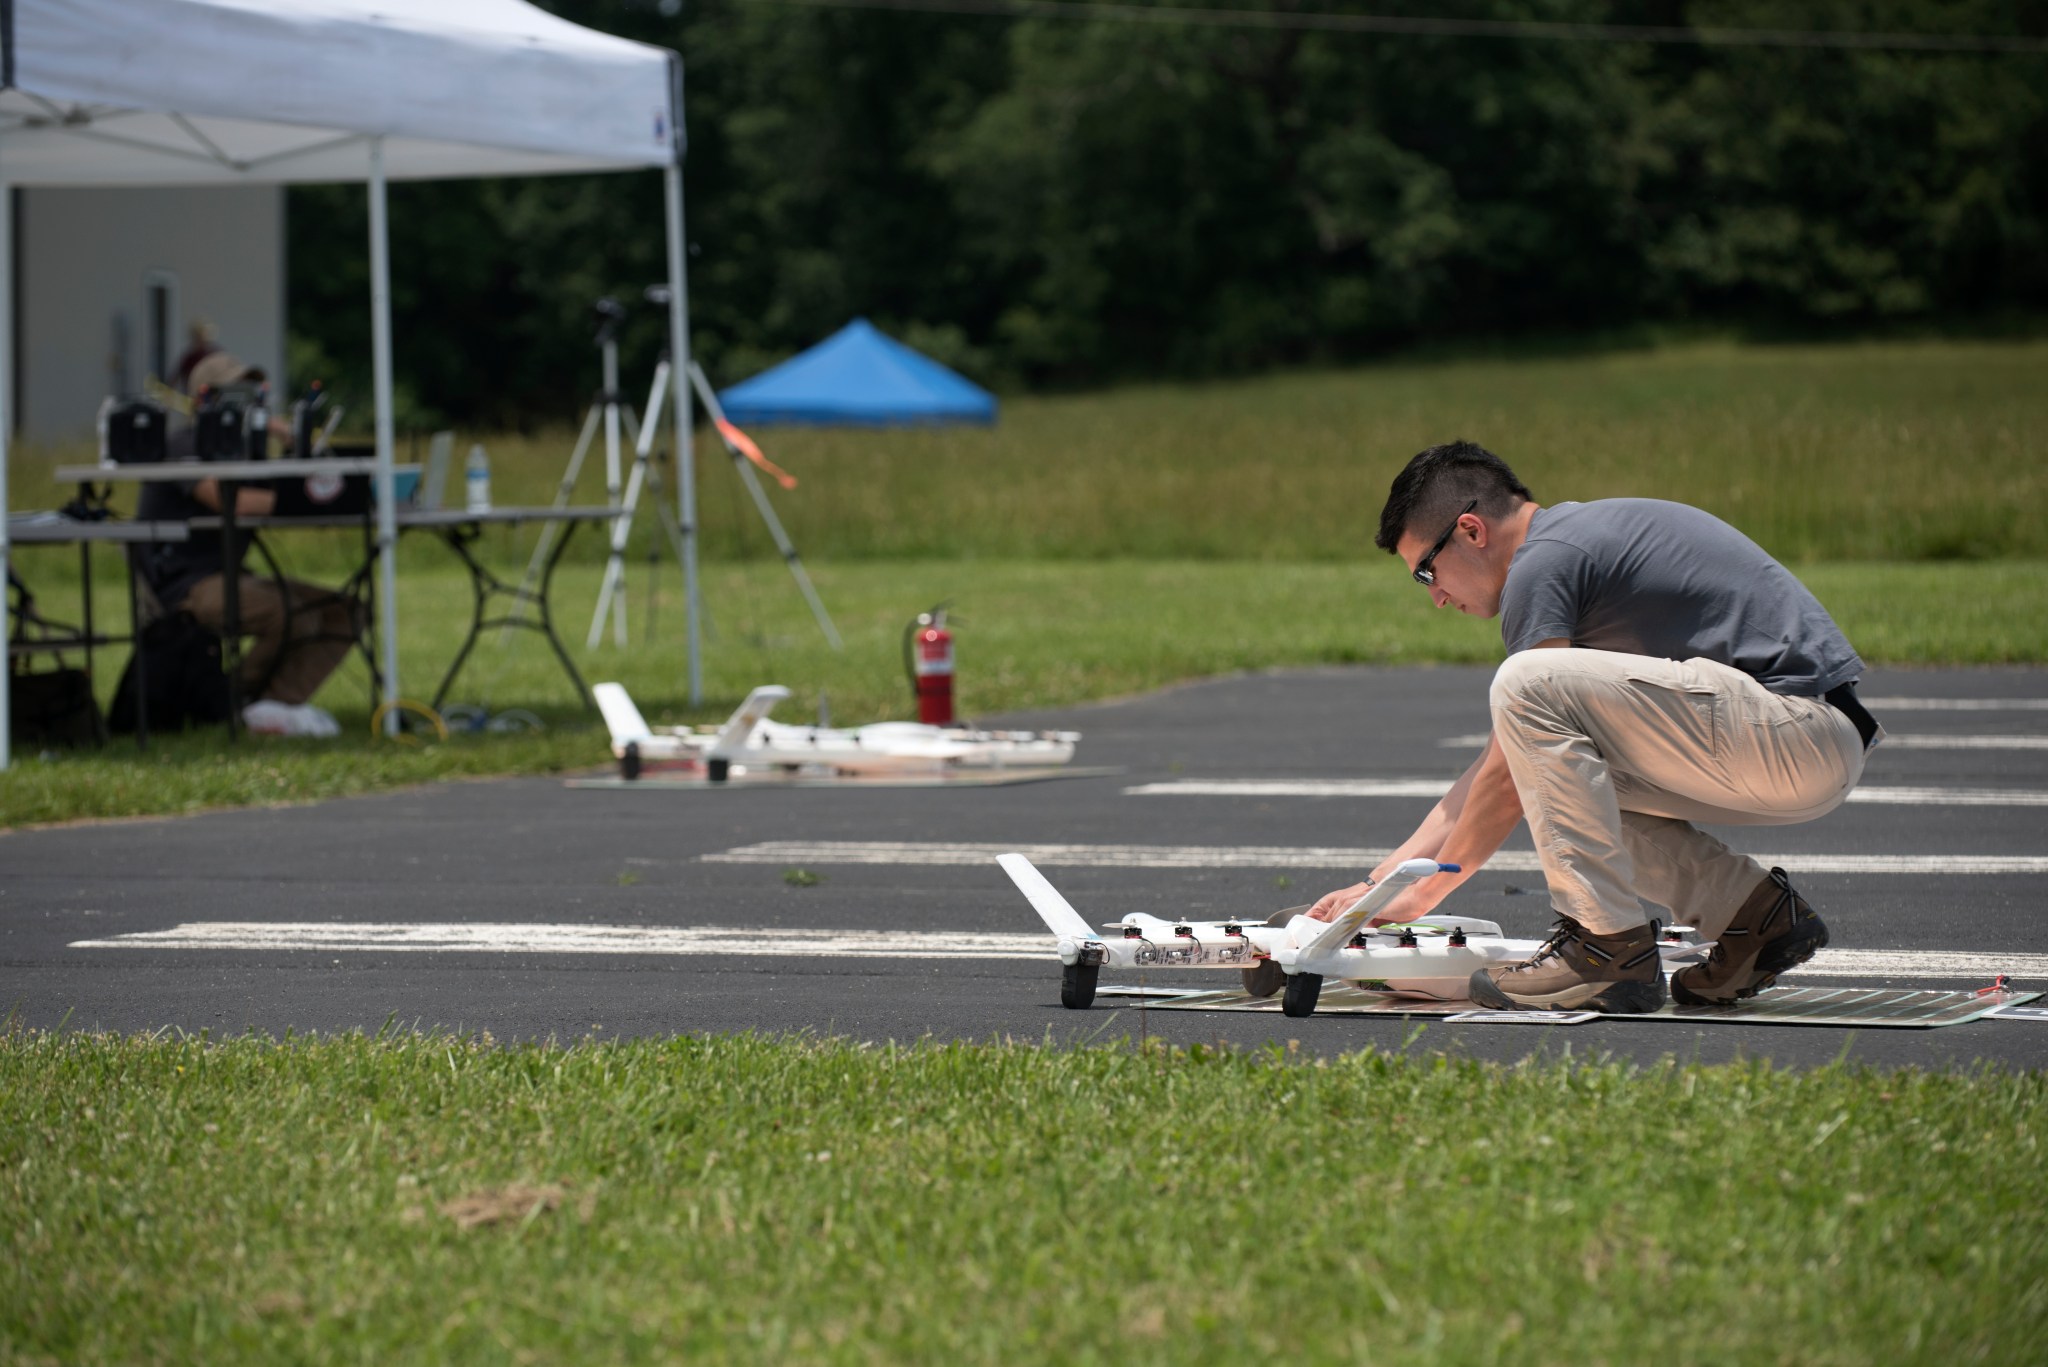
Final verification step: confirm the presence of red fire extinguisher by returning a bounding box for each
[905,602,955,725]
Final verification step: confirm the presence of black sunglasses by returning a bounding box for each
[1412,500,1478,586]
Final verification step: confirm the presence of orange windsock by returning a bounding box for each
[715,417,797,490]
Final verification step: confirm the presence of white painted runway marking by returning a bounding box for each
[1801,950,2045,981]
[1861,698,2048,711]
[1439,732,2048,750]
[67,923,2048,982]
[707,840,1383,869]
[1874,735,2048,750]
[704,840,2048,875]
[1125,779,2048,806]
[1125,779,1458,798]
[71,923,1052,960]
[1843,786,2048,806]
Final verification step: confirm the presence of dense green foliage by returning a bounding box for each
[286,1,2047,426]
[4,1029,2043,1363]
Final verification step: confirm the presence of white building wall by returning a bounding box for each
[17,185,283,440]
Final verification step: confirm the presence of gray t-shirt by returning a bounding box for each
[1499,499,1862,696]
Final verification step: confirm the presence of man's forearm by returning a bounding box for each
[1367,735,1490,880]
[1371,734,1525,921]
[1369,805,1452,883]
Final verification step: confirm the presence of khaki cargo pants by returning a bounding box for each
[1488,649,1874,938]
[182,574,361,708]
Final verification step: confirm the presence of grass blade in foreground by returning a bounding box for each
[2,1031,2041,1364]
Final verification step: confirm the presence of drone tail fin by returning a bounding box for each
[593,682,653,751]
[707,685,793,760]
[998,852,1097,942]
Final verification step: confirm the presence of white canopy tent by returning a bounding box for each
[0,0,706,769]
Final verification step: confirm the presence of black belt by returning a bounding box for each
[1825,682,1879,750]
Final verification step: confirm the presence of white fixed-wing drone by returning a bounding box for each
[999,852,1703,1017]
[595,683,1081,781]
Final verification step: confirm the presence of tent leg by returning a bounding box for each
[368,138,401,735]
[600,334,627,647]
[663,160,701,706]
[1,178,12,772]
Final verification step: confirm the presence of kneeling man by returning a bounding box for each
[1309,440,1880,1013]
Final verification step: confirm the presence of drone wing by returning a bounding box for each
[998,852,1097,942]
[707,685,794,760]
[1298,858,1462,958]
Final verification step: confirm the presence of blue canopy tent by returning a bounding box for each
[717,319,996,427]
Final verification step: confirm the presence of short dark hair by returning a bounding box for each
[1375,440,1534,553]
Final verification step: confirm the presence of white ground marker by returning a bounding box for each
[1124,779,2048,806]
[1439,732,2048,750]
[1860,698,2048,710]
[71,923,1051,959]
[701,840,2048,875]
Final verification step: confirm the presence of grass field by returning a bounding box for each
[13,338,2047,567]
[3,1029,2043,1365]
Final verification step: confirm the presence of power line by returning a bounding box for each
[736,0,2048,54]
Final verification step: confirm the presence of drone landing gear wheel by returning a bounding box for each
[620,742,642,781]
[1240,959,1286,999]
[1281,972,1324,1018]
[1061,962,1099,1009]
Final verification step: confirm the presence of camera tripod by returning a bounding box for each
[506,297,685,648]
[508,293,840,654]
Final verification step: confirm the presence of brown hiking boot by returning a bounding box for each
[1467,919,1666,1014]
[1672,867,1828,1005]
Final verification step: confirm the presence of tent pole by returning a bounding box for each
[663,160,700,707]
[368,138,401,735]
[0,177,13,773]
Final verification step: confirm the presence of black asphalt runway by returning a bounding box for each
[4,666,2045,1070]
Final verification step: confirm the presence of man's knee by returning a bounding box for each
[1489,649,1568,713]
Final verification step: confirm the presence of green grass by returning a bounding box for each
[460,338,2048,563]
[2,1029,2041,1365]
[14,339,2047,566]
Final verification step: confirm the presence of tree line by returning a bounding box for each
[287,0,2047,427]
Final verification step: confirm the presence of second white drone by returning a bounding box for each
[596,683,1080,780]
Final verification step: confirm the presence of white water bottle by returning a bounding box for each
[96,396,115,466]
[465,443,492,512]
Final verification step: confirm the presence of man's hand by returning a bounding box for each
[1307,881,1375,922]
